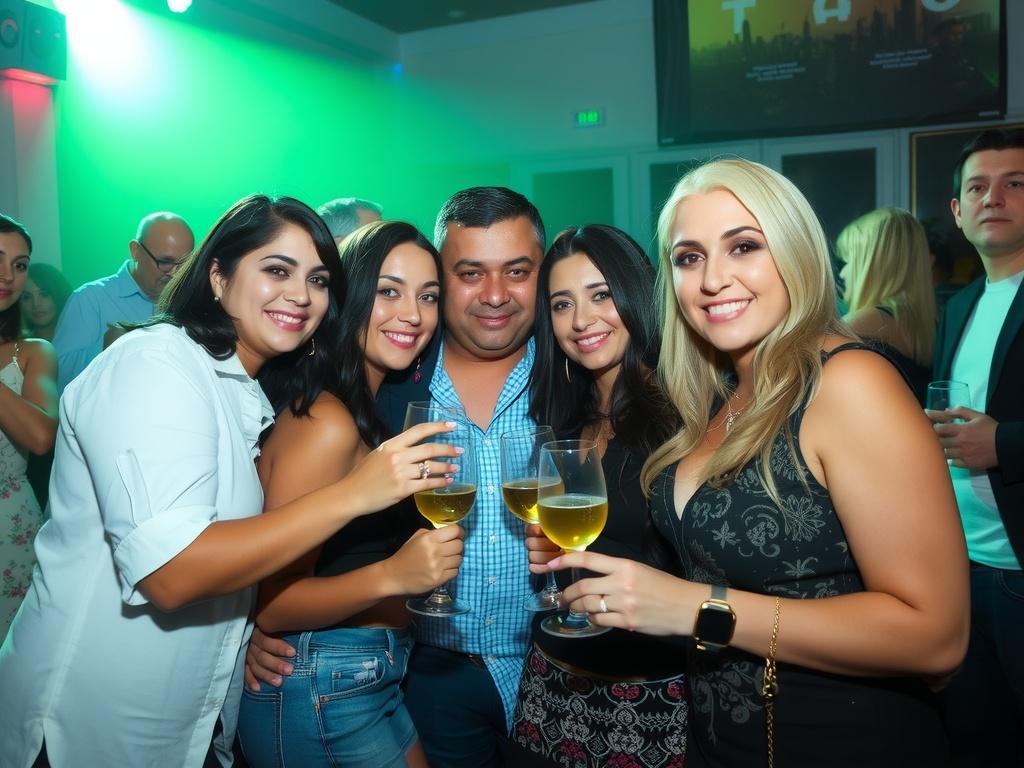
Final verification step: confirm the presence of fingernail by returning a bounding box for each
[445,421,458,427]
[454,446,464,455]
[272,676,282,686]
[448,464,460,473]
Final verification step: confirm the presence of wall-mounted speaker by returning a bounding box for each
[0,0,66,83]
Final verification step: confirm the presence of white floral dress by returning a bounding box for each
[0,343,44,640]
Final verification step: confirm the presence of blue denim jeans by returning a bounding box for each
[940,563,1024,768]
[237,627,416,768]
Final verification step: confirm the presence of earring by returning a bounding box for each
[413,357,422,384]
[564,358,572,383]
[308,337,316,357]
[213,295,221,303]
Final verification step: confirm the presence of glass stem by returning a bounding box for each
[565,567,590,624]
[426,582,454,606]
[540,571,559,597]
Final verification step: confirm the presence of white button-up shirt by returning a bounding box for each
[0,323,273,768]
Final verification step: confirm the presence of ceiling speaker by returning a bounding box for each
[1,0,66,82]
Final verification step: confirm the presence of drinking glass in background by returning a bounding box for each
[403,401,476,618]
[537,439,610,639]
[500,426,562,612]
[926,380,972,421]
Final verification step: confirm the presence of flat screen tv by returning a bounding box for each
[655,0,1006,145]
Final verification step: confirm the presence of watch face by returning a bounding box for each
[697,603,734,643]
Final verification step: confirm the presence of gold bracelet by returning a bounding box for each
[762,596,782,768]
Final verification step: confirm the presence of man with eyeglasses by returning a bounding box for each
[52,211,194,392]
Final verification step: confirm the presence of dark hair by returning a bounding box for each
[433,186,545,253]
[951,127,1024,198]
[316,197,383,240]
[26,262,73,319]
[261,220,440,447]
[0,213,32,342]
[154,195,344,408]
[529,225,679,455]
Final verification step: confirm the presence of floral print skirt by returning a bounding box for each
[509,644,688,768]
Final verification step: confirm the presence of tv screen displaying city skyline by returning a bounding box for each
[655,0,1006,145]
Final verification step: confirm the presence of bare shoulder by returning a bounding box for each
[18,338,56,371]
[266,392,362,459]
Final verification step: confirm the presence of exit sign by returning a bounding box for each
[574,109,604,128]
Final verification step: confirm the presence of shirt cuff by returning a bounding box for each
[113,504,216,605]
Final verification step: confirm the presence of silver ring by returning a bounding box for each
[418,461,430,480]
[599,597,608,614]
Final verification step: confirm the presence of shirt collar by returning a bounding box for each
[114,260,152,301]
[210,352,276,449]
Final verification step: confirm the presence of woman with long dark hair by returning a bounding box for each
[238,220,462,768]
[0,198,459,768]
[21,263,72,342]
[0,214,57,640]
[508,225,686,767]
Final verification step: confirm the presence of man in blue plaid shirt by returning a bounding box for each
[246,187,546,767]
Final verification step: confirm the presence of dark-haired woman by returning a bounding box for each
[21,263,72,342]
[508,225,687,768]
[237,221,461,768]
[0,198,460,768]
[0,215,57,641]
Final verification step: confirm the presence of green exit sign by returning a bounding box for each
[574,109,604,128]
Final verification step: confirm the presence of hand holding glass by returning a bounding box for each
[404,402,476,617]
[500,426,561,612]
[538,439,610,638]
[926,380,971,416]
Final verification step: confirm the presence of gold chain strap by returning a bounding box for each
[762,596,782,768]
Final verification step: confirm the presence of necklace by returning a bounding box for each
[708,392,747,434]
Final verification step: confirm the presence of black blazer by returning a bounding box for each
[934,276,1024,565]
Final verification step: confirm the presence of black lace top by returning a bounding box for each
[650,344,949,767]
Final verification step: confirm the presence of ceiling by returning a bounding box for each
[326,0,594,34]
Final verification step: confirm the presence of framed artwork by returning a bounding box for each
[910,123,1023,286]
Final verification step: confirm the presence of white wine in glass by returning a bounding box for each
[538,439,611,638]
[500,426,562,612]
[403,401,476,618]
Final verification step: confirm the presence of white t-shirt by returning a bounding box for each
[950,271,1023,569]
[0,323,273,767]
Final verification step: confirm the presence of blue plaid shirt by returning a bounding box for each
[415,336,537,730]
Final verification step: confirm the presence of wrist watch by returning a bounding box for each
[693,584,736,653]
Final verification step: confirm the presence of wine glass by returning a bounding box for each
[537,439,611,638]
[403,401,476,618]
[500,425,562,612]
[926,380,971,417]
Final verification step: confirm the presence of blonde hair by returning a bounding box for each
[641,158,846,503]
[837,207,936,366]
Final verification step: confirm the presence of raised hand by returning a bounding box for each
[342,421,463,515]
[384,525,465,595]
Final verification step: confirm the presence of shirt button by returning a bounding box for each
[488,576,497,585]
[485,615,494,625]
[486,655,494,663]
[486,485,495,494]
[483,438,491,446]
[489,534,497,543]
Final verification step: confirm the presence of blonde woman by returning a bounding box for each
[544,159,968,767]
[837,207,937,403]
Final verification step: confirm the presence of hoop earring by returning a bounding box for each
[564,358,571,383]
[308,337,316,357]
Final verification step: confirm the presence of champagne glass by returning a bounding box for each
[537,439,611,638]
[500,426,562,612]
[403,401,476,618]
[926,380,971,417]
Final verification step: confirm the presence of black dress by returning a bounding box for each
[508,437,688,767]
[649,346,950,768]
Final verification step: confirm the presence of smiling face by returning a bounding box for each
[951,147,1024,261]
[0,231,30,312]
[440,216,541,361]
[669,190,791,368]
[20,276,57,331]
[548,252,629,385]
[211,221,331,376]
[361,242,440,391]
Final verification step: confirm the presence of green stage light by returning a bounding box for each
[167,0,192,12]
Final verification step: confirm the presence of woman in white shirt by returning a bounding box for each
[0,195,461,768]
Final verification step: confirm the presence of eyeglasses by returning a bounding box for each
[136,240,188,274]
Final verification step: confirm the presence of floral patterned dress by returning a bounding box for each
[649,345,951,767]
[0,344,44,640]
